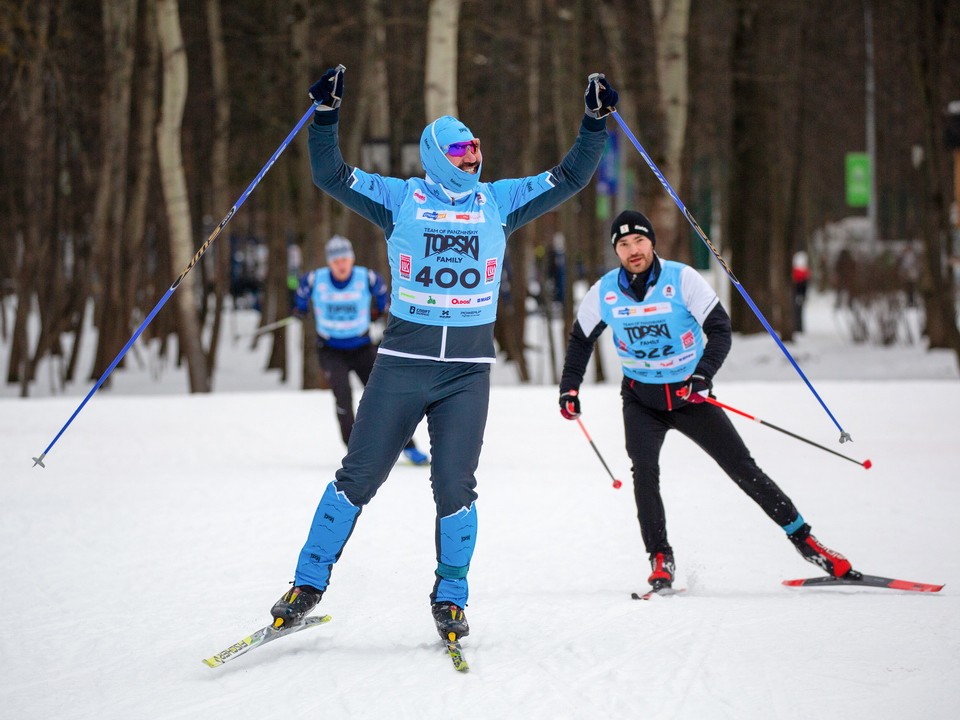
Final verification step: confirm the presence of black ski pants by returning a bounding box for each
[318,342,414,451]
[622,381,800,556]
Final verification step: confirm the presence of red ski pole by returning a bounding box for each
[575,418,623,489]
[703,396,872,470]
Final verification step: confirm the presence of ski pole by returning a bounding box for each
[575,418,623,489]
[610,111,852,445]
[233,316,296,342]
[703,396,872,469]
[30,72,343,469]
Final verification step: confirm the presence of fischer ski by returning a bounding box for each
[444,632,470,672]
[632,587,687,601]
[783,572,943,593]
[202,614,332,668]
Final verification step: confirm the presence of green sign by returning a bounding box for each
[845,152,871,207]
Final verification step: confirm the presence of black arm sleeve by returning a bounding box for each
[693,303,732,380]
[559,320,607,394]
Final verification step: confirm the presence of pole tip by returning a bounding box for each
[839,431,853,444]
[32,454,46,468]
[863,459,872,470]
[612,479,623,489]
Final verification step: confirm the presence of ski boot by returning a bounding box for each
[789,525,852,577]
[403,445,430,466]
[648,551,676,592]
[270,585,323,629]
[431,601,469,641]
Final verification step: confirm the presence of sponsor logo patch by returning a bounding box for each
[423,232,480,260]
[416,209,483,224]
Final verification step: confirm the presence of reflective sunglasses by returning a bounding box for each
[444,139,480,157]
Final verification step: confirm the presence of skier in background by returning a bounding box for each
[295,234,429,465]
[269,65,618,643]
[559,210,853,594]
[792,250,811,333]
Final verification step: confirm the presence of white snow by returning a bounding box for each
[2,290,958,720]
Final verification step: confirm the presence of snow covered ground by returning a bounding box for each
[2,291,958,719]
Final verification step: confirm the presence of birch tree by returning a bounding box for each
[648,0,690,258]
[425,0,460,120]
[156,0,209,392]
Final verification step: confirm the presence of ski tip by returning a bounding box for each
[887,580,944,593]
[782,579,806,587]
[202,657,223,668]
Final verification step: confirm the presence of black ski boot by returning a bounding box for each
[270,585,323,629]
[431,602,469,641]
[648,551,676,592]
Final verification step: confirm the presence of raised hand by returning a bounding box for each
[584,73,619,119]
[309,64,346,111]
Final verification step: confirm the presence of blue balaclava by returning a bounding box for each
[419,115,481,195]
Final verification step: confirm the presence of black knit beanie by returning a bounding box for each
[610,210,655,246]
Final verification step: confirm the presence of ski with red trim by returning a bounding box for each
[782,571,943,593]
[631,587,687,601]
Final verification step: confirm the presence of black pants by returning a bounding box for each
[622,379,800,556]
[318,342,414,450]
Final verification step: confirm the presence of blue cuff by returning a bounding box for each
[782,515,806,536]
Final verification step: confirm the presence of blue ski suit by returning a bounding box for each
[292,108,608,607]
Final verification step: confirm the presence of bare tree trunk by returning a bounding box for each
[90,0,138,383]
[425,0,461,120]
[907,0,960,367]
[156,0,210,392]
[7,1,52,394]
[204,0,230,379]
[290,0,327,390]
[647,0,691,261]
[728,1,769,335]
[122,0,159,340]
[526,0,559,384]
[548,0,599,379]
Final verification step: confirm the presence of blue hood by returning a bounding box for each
[420,116,481,195]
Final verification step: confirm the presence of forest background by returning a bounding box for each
[2,0,959,398]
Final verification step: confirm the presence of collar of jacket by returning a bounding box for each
[422,174,474,205]
[618,254,661,301]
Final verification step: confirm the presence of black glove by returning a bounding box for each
[584,73,619,119]
[559,390,581,420]
[676,374,713,404]
[309,65,345,111]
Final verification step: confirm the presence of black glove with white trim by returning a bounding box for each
[309,65,345,111]
[584,73,618,119]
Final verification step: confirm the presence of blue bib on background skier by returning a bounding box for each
[598,261,704,383]
[311,267,372,339]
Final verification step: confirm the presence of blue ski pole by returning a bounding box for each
[31,69,343,468]
[610,111,851,444]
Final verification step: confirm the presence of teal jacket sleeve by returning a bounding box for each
[307,116,407,235]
